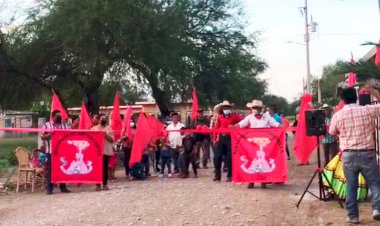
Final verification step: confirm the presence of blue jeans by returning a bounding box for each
[170,148,180,172]
[343,151,380,218]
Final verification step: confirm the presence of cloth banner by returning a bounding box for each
[231,128,287,183]
[111,92,123,141]
[129,113,165,167]
[51,131,104,184]
[293,93,317,164]
[79,102,93,130]
[192,87,199,122]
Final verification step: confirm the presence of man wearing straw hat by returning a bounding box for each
[212,101,240,182]
[234,99,280,189]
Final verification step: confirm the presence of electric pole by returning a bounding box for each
[304,0,312,93]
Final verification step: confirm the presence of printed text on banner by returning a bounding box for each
[231,128,287,183]
[51,131,104,184]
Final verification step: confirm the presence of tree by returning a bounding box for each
[310,61,346,106]
[289,98,301,116]
[98,79,149,106]
[0,0,267,115]
[261,95,289,115]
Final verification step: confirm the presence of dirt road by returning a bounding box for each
[0,136,377,226]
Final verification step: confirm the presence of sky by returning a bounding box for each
[1,0,380,101]
[243,0,380,101]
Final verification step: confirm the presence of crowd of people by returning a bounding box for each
[31,85,380,224]
[37,98,292,195]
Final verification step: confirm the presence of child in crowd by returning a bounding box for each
[159,139,172,178]
[31,149,42,168]
[180,131,197,178]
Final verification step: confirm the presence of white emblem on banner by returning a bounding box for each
[60,140,93,175]
[240,137,275,174]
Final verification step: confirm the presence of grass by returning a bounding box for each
[0,137,38,171]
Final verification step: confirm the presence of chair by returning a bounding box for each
[14,147,45,193]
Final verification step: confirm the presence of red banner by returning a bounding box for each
[231,128,287,183]
[51,131,104,184]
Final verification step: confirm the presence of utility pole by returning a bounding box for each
[304,0,312,93]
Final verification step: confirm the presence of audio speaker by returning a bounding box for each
[359,94,371,106]
[305,110,326,136]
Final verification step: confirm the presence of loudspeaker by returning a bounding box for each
[359,94,371,106]
[305,110,326,136]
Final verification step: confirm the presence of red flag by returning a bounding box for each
[123,105,132,138]
[335,101,344,113]
[347,72,357,87]
[51,131,104,184]
[192,87,199,122]
[79,102,93,130]
[231,128,287,183]
[293,93,317,164]
[375,45,380,66]
[111,92,123,141]
[129,113,165,167]
[348,53,357,87]
[50,91,68,122]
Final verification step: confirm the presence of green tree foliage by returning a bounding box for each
[341,60,380,87]
[30,101,50,117]
[261,94,289,115]
[289,98,301,116]
[98,80,149,106]
[311,61,346,106]
[0,0,267,115]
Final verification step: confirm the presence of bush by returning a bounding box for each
[0,137,38,168]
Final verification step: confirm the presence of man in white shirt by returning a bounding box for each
[166,112,185,173]
[234,100,280,189]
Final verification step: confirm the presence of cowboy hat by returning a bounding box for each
[220,100,232,107]
[213,103,223,112]
[246,100,264,108]
[213,100,232,112]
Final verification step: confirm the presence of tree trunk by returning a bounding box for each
[84,91,100,115]
[148,77,170,117]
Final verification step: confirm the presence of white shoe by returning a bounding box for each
[168,173,172,178]
[158,174,164,178]
[373,210,380,221]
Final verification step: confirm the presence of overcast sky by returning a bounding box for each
[243,0,380,101]
[1,0,380,101]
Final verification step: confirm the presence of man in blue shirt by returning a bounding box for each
[267,105,282,125]
[321,104,338,166]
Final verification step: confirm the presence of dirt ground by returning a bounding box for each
[0,135,378,226]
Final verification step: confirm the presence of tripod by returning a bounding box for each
[296,137,344,208]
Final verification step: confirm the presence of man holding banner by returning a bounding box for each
[213,101,239,182]
[41,110,71,195]
[234,100,282,189]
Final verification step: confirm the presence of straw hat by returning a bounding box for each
[220,100,232,107]
[246,100,264,108]
[213,103,223,112]
[213,100,232,112]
